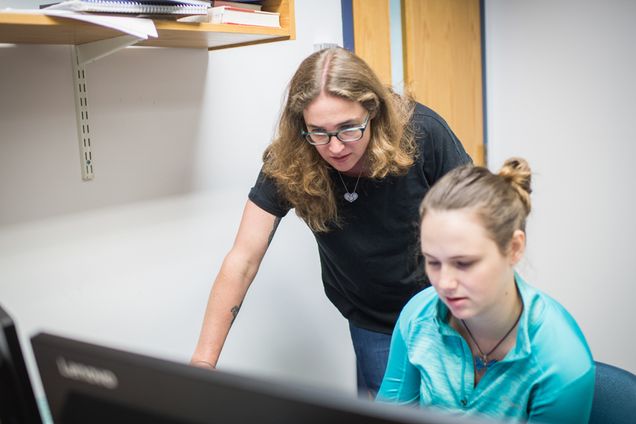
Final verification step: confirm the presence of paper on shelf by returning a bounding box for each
[1,8,157,39]
[43,9,158,39]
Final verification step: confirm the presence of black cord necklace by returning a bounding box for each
[461,303,523,373]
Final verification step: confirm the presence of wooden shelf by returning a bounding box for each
[0,0,295,50]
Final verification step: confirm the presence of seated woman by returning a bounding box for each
[376,158,595,423]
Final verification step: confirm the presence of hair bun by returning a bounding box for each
[498,157,532,213]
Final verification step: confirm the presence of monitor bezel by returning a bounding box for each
[31,331,480,424]
[0,304,43,424]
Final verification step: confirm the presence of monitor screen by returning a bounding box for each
[0,304,43,424]
[31,332,483,424]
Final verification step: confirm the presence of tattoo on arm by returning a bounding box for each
[230,302,243,325]
[229,218,279,325]
[267,217,281,247]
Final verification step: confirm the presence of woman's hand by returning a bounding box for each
[190,359,215,370]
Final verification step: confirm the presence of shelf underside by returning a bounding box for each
[0,13,291,49]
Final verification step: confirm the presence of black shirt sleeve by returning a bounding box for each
[412,103,473,183]
[248,168,292,218]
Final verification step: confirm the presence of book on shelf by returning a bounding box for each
[211,1,262,11]
[41,1,211,16]
[208,5,279,27]
[178,4,279,27]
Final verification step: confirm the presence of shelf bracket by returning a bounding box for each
[71,35,142,181]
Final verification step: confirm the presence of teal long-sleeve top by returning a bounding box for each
[377,274,595,423]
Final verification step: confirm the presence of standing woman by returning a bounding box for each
[191,47,471,397]
[377,158,595,422]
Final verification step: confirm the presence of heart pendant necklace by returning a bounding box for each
[337,171,362,203]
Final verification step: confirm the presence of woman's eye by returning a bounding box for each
[455,261,474,269]
[426,261,441,269]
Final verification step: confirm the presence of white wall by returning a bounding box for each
[484,0,636,373]
[0,0,356,402]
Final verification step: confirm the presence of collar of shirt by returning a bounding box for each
[432,272,535,364]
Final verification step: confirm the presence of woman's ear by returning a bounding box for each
[508,230,526,265]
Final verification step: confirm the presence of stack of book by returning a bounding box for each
[211,1,262,10]
[41,1,211,17]
[179,1,280,28]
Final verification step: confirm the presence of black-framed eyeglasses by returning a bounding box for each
[301,113,370,146]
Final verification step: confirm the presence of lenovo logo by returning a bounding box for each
[56,357,118,389]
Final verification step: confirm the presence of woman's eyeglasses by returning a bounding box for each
[301,113,370,146]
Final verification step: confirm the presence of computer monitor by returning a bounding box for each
[0,304,43,424]
[31,332,483,424]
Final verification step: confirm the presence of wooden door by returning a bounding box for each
[402,0,484,164]
[348,0,484,165]
[351,0,393,86]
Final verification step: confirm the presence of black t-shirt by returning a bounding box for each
[248,103,472,334]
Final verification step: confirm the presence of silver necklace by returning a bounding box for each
[337,171,362,203]
[460,303,523,373]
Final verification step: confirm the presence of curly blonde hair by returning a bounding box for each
[263,47,417,232]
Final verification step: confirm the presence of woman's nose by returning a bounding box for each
[327,136,346,154]
[437,266,458,292]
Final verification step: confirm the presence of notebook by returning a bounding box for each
[42,1,210,15]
